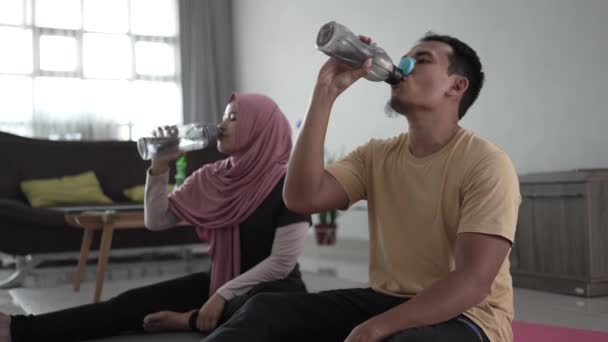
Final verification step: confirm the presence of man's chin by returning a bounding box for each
[389,98,410,115]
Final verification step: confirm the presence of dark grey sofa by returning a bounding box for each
[0,131,226,287]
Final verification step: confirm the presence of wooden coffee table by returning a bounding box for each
[65,210,148,303]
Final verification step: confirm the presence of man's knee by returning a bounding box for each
[383,328,430,342]
[241,293,290,316]
[215,293,296,338]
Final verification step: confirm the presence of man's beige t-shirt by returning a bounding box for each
[327,128,520,342]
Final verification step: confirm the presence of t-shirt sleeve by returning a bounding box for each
[458,151,521,243]
[326,142,370,208]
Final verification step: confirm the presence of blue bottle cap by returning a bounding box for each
[398,57,416,76]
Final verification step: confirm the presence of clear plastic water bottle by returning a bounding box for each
[316,21,415,85]
[137,123,221,160]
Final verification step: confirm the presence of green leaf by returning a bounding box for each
[319,211,328,224]
[330,209,338,224]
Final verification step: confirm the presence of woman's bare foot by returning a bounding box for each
[0,312,12,342]
[142,310,192,333]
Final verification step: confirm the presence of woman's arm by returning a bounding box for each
[144,168,181,231]
[216,222,309,300]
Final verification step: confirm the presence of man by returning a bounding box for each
[203,33,520,342]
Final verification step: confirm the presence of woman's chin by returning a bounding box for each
[217,142,231,155]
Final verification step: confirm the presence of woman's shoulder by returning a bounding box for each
[244,174,311,228]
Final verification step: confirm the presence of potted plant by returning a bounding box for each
[315,207,339,245]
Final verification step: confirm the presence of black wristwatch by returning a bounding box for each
[189,310,199,331]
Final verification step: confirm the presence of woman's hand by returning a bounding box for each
[149,125,182,175]
[196,292,227,332]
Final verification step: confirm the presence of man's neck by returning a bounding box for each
[405,111,460,158]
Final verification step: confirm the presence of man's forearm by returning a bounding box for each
[374,271,489,338]
[284,85,336,207]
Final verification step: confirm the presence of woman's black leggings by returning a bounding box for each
[10,269,306,342]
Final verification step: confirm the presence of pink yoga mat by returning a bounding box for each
[513,321,608,342]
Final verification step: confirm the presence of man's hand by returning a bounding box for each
[316,36,373,99]
[344,316,389,342]
[197,292,226,332]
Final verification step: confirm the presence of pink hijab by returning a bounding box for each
[168,93,292,295]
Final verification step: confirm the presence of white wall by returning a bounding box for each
[232,0,608,239]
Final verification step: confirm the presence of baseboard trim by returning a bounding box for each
[512,272,608,297]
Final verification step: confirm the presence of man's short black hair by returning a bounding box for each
[420,34,484,120]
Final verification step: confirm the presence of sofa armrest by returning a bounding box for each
[0,199,67,227]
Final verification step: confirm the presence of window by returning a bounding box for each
[0,0,181,140]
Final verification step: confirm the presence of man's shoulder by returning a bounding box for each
[458,129,511,161]
[457,129,518,181]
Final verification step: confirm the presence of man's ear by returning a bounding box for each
[448,76,469,97]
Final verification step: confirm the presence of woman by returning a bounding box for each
[0,93,311,342]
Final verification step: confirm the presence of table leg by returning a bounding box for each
[93,223,115,303]
[74,227,94,292]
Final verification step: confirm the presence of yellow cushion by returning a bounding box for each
[20,171,113,208]
[123,184,175,202]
